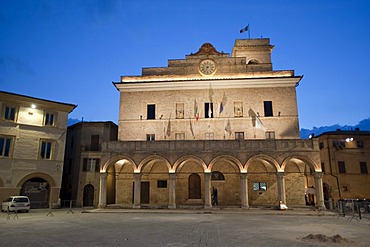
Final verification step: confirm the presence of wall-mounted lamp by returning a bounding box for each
[309,133,315,139]
[345,137,353,143]
[31,104,36,109]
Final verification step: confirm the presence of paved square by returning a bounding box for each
[1,209,369,246]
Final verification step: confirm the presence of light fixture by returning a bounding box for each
[345,137,353,143]
[309,133,315,139]
[31,104,36,109]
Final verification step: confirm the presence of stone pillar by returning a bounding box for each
[168,173,176,209]
[133,173,142,209]
[277,172,286,204]
[314,172,326,210]
[98,173,107,208]
[240,173,249,209]
[204,173,212,209]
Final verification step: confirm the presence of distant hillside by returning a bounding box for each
[68,118,81,126]
[300,117,370,138]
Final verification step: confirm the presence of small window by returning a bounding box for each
[333,141,345,149]
[4,106,16,121]
[90,135,100,151]
[83,158,100,172]
[263,101,273,117]
[205,132,214,140]
[338,161,346,174]
[205,103,214,118]
[44,112,55,126]
[321,162,325,174]
[235,132,244,140]
[265,131,275,139]
[157,180,167,188]
[342,186,348,192]
[40,141,53,160]
[176,103,184,119]
[175,133,185,140]
[357,140,364,148]
[0,136,12,157]
[234,102,243,117]
[253,182,267,191]
[147,104,156,120]
[211,171,225,180]
[146,134,155,141]
[360,162,368,174]
[319,142,324,149]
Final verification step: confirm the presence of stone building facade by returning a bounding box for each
[61,121,118,207]
[97,39,325,209]
[316,129,370,207]
[0,91,76,208]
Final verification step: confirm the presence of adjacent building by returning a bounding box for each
[61,121,118,207]
[316,129,370,207]
[94,39,325,209]
[0,91,76,208]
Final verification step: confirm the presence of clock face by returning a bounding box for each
[199,59,216,75]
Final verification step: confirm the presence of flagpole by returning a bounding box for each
[248,24,250,39]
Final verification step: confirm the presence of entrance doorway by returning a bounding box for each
[132,182,150,204]
[20,177,49,208]
[83,184,94,207]
[188,173,201,199]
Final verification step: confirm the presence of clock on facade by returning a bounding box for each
[199,59,216,75]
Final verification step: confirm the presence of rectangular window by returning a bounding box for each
[147,104,156,120]
[91,135,100,151]
[205,132,214,140]
[205,103,214,118]
[157,180,167,188]
[0,136,12,157]
[176,103,184,119]
[360,162,368,174]
[321,162,325,173]
[146,134,155,141]
[338,161,346,174]
[83,158,100,172]
[357,140,364,148]
[253,182,267,191]
[234,102,243,117]
[333,141,345,149]
[4,106,16,121]
[44,112,55,126]
[40,141,53,160]
[175,133,185,140]
[263,101,273,117]
[265,131,275,139]
[235,132,244,140]
[319,142,324,149]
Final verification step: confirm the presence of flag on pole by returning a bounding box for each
[194,98,199,121]
[240,24,249,33]
[255,116,266,131]
[225,119,232,135]
[189,118,195,138]
[219,93,227,114]
[166,115,171,137]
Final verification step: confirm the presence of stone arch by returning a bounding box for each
[16,172,56,188]
[173,155,207,173]
[102,155,137,173]
[137,154,171,173]
[247,58,260,64]
[244,154,279,172]
[281,155,319,172]
[208,155,243,172]
[209,155,243,206]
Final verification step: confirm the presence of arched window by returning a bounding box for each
[248,59,260,64]
[211,171,225,181]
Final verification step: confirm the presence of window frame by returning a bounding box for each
[233,101,243,117]
[83,158,100,172]
[176,103,184,119]
[338,161,346,174]
[147,104,156,120]
[204,102,214,118]
[175,132,185,140]
[360,161,368,174]
[253,182,267,191]
[0,135,13,158]
[146,134,155,141]
[39,140,54,160]
[265,131,275,139]
[3,105,17,122]
[263,101,273,117]
[44,111,57,126]
[235,132,244,140]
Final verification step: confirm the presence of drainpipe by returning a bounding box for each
[327,136,341,200]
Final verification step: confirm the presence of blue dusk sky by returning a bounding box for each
[1,0,369,129]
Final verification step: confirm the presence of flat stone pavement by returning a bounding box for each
[1,208,369,247]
